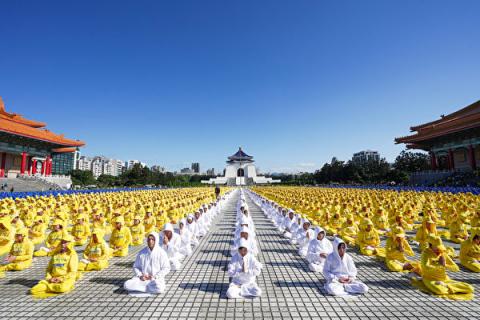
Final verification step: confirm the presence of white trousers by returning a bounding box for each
[324,280,369,296]
[124,277,166,294]
[170,258,182,271]
[226,282,262,299]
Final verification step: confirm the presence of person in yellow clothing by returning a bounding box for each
[29,217,48,245]
[31,232,79,298]
[357,219,381,256]
[130,215,146,246]
[373,208,389,235]
[109,216,132,257]
[0,228,34,278]
[72,214,91,246]
[144,211,156,234]
[416,217,437,251]
[339,215,358,246]
[34,219,65,257]
[78,228,109,272]
[92,212,109,235]
[415,235,474,300]
[385,226,420,274]
[449,215,469,244]
[11,213,25,233]
[459,227,480,272]
[0,217,14,256]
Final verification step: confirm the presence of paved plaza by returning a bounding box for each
[1,190,479,319]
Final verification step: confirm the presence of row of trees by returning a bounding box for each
[71,164,213,188]
[71,150,430,188]
[272,151,430,185]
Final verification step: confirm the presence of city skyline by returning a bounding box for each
[1,1,479,174]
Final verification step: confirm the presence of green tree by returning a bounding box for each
[70,169,96,186]
[393,150,430,172]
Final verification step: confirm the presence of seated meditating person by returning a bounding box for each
[231,226,258,256]
[185,214,200,247]
[323,237,369,296]
[385,226,420,275]
[130,215,146,246]
[289,215,303,245]
[296,219,315,257]
[177,218,193,257]
[416,235,474,299]
[109,216,132,257]
[416,217,438,250]
[226,238,263,299]
[274,208,286,228]
[449,216,469,244]
[194,211,207,237]
[0,217,14,256]
[34,219,65,257]
[459,227,480,272]
[357,219,381,256]
[78,228,109,272]
[29,217,47,246]
[159,223,185,271]
[339,215,358,246]
[71,214,91,246]
[0,228,34,278]
[306,227,333,272]
[373,208,389,235]
[281,210,296,239]
[30,233,79,298]
[143,210,156,234]
[124,233,170,295]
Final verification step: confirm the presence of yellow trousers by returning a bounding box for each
[111,246,129,257]
[460,259,480,273]
[31,278,76,298]
[78,260,108,272]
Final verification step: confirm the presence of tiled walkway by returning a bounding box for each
[0,189,479,319]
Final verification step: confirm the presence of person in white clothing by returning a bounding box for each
[185,215,200,246]
[323,237,369,296]
[226,238,262,299]
[124,233,170,294]
[177,219,193,257]
[231,226,258,256]
[306,227,333,272]
[296,219,315,257]
[159,223,185,271]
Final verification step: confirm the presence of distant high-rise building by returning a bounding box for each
[352,150,380,164]
[180,167,194,174]
[151,165,166,173]
[77,155,125,177]
[91,156,105,178]
[77,156,93,171]
[191,162,200,173]
[206,168,215,176]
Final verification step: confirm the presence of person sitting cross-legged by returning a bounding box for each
[124,233,170,295]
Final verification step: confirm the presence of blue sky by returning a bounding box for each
[1,1,479,173]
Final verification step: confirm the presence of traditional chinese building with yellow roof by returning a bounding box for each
[0,96,85,178]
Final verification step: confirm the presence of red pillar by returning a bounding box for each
[448,149,455,171]
[40,160,46,176]
[0,152,5,177]
[430,152,437,170]
[32,159,37,174]
[468,145,476,170]
[20,152,27,175]
[46,156,52,176]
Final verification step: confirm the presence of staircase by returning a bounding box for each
[0,178,60,192]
